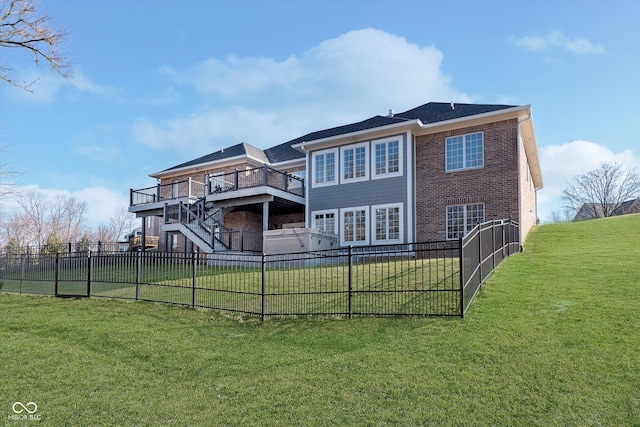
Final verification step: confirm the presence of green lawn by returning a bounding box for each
[1,215,639,425]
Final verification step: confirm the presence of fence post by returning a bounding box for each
[87,251,92,297]
[234,169,239,190]
[20,256,25,295]
[459,237,464,318]
[348,246,353,319]
[261,253,266,322]
[135,252,141,301]
[263,164,269,186]
[54,253,59,296]
[192,252,197,309]
[478,224,483,282]
[492,221,496,271]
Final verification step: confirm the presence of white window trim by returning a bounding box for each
[340,142,369,184]
[371,203,404,245]
[446,203,485,240]
[445,131,485,172]
[311,148,338,188]
[372,137,403,180]
[339,206,370,247]
[311,209,338,234]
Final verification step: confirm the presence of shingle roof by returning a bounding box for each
[158,102,518,172]
[160,142,267,173]
[395,102,515,124]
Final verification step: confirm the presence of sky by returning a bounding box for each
[1,0,640,231]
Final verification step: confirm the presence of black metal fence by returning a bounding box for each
[0,220,520,318]
[460,219,520,315]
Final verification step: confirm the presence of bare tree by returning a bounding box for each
[109,207,135,241]
[0,0,71,90]
[6,190,87,247]
[562,161,640,220]
[48,194,87,242]
[94,223,113,242]
[16,190,47,245]
[550,208,573,223]
[0,145,22,199]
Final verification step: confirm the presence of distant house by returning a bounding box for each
[129,102,543,254]
[573,198,640,221]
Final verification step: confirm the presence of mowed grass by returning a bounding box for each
[1,215,639,425]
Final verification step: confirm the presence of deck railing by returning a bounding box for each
[130,166,304,207]
[130,178,207,207]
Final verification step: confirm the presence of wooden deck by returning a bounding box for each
[129,235,159,251]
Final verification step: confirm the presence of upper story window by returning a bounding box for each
[172,180,179,198]
[373,137,402,179]
[341,142,368,183]
[312,149,337,187]
[446,132,484,172]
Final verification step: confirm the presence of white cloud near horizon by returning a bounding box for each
[537,140,639,221]
[1,185,130,230]
[510,31,605,55]
[136,28,472,156]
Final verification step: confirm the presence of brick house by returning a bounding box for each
[129,102,542,253]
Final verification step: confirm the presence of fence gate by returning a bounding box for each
[54,253,91,298]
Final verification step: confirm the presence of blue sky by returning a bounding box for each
[1,0,639,228]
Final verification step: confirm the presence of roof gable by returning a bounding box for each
[159,142,267,174]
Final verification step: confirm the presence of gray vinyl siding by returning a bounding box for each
[307,133,410,243]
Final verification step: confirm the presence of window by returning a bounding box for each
[312,149,337,187]
[171,234,178,249]
[446,132,484,171]
[373,204,402,243]
[341,207,368,245]
[313,210,337,234]
[341,142,368,183]
[446,203,485,239]
[373,138,401,178]
[172,180,179,198]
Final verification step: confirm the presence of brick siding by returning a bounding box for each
[415,119,522,241]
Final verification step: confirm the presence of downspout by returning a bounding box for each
[517,115,531,246]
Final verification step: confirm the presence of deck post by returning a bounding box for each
[141,217,147,253]
[263,164,268,186]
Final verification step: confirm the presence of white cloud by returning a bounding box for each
[141,28,471,156]
[510,31,605,55]
[537,140,639,222]
[2,185,129,230]
[5,69,120,104]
